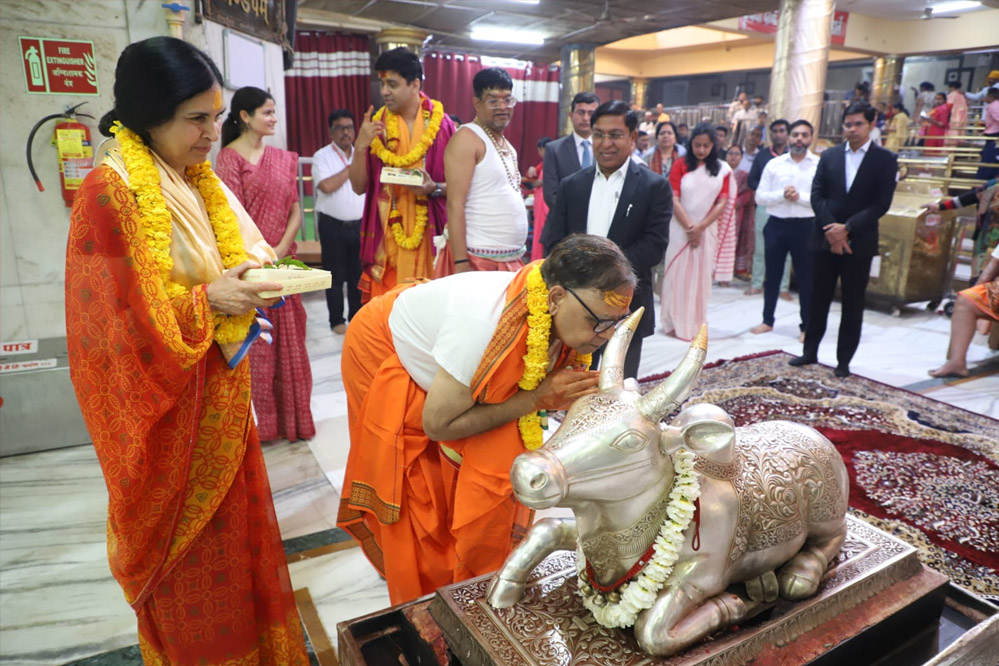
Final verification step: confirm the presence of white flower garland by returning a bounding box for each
[578,448,701,629]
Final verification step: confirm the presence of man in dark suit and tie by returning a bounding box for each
[542,92,600,211]
[541,100,672,379]
[789,102,898,377]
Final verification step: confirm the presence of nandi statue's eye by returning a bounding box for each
[610,430,650,453]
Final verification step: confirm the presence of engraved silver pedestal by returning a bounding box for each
[429,515,950,666]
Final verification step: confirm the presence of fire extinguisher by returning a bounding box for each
[26,102,96,207]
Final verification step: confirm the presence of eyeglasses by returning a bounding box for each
[565,287,629,334]
[331,124,355,133]
[483,96,517,110]
[591,130,629,142]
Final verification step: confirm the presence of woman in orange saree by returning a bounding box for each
[65,37,308,665]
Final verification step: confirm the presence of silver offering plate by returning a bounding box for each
[429,515,948,666]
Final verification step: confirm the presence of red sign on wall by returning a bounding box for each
[738,11,850,46]
[19,37,99,96]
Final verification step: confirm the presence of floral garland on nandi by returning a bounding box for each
[111,123,254,345]
[577,448,701,628]
[370,95,444,250]
[517,265,592,451]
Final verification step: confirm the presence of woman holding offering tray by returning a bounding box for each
[217,86,316,442]
[65,37,308,664]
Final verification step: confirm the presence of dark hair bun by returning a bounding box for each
[98,109,120,137]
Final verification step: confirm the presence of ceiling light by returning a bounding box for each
[504,0,541,4]
[470,28,545,45]
[931,1,981,13]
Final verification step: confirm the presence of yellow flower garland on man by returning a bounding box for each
[348,47,456,303]
[337,235,635,606]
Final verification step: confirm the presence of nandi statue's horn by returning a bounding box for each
[598,307,644,392]
[636,325,707,421]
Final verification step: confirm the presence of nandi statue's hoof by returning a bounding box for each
[486,575,526,608]
[744,570,779,602]
[778,552,826,600]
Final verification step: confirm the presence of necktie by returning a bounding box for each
[581,139,592,168]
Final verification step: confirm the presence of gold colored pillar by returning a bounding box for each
[375,28,428,54]
[871,55,904,107]
[768,0,834,131]
[559,44,595,136]
[630,77,649,110]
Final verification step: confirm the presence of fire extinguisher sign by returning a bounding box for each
[19,37,99,96]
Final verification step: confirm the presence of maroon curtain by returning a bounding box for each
[284,32,370,163]
[422,52,560,174]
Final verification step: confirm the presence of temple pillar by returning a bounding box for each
[871,55,905,107]
[630,77,649,110]
[375,28,427,54]
[559,44,595,136]
[768,0,834,131]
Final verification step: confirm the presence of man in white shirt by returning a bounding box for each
[312,109,365,333]
[443,67,528,273]
[751,119,819,340]
[638,111,657,136]
[541,101,671,379]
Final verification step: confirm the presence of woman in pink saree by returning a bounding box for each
[726,144,755,279]
[661,123,734,341]
[216,86,316,442]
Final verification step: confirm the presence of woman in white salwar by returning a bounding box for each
[660,123,734,340]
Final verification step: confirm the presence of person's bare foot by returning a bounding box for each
[750,323,773,334]
[798,331,806,343]
[780,291,793,301]
[928,363,969,378]
[745,287,762,296]
[718,281,730,288]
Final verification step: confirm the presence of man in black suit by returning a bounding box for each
[541,100,672,379]
[789,102,898,377]
[542,91,600,211]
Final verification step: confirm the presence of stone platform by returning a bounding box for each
[427,515,949,666]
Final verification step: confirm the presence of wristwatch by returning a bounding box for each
[430,182,443,198]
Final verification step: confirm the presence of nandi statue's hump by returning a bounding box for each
[487,310,849,657]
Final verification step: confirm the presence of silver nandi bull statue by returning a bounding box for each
[487,310,849,657]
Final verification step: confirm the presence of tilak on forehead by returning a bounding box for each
[603,290,630,308]
[213,88,223,109]
[378,71,391,80]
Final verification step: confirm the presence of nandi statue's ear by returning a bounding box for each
[672,403,736,460]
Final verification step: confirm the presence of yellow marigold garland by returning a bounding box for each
[369,97,444,168]
[517,265,592,450]
[111,123,255,345]
[388,201,429,251]
[370,97,443,251]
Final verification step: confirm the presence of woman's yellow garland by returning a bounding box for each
[517,265,592,451]
[370,97,444,250]
[112,123,255,345]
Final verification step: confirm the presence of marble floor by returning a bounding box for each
[1,283,996,666]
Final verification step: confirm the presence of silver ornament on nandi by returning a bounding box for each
[486,308,850,657]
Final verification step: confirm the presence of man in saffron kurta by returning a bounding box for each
[349,47,455,302]
[67,155,308,664]
[337,236,638,604]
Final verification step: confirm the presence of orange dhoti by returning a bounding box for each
[358,96,454,303]
[338,266,579,604]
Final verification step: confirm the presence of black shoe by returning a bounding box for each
[788,355,818,367]
[834,365,851,378]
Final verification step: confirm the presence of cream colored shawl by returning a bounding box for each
[103,142,275,290]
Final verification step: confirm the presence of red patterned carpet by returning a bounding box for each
[640,350,999,601]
